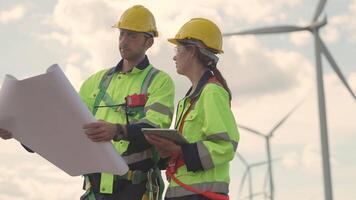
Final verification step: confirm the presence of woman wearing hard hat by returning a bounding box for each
[145,18,239,200]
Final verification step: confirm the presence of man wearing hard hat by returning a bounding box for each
[79,5,175,200]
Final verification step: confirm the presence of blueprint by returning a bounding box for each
[0,64,128,176]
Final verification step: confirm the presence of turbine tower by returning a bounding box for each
[238,100,303,200]
[224,1,356,200]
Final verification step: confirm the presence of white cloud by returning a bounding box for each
[221,36,314,98]
[0,5,27,24]
[281,151,300,168]
[64,63,83,91]
[324,24,340,43]
[0,145,83,200]
[289,31,312,46]
[37,31,70,46]
[326,0,356,43]
[300,144,322,172]
[37,0,307,86]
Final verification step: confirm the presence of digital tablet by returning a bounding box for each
[142,128,189,145]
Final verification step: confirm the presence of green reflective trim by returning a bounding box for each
[100,173,114,194]
[206,132,238,152]
[166,182,229,198]
[144,102,173,118]
[197,141,214,170]
[92,67,116,115]
[102,93,118,111]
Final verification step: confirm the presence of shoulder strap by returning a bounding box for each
[92,67,116,116]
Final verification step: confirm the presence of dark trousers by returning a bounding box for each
[81,181,146,200]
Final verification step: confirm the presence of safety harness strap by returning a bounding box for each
[92,67,116,115]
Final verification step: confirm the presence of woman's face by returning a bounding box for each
[173,44,192,75]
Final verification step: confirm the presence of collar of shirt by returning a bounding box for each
[110,55,150,75]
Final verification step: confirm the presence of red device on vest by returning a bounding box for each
[125,94,148,107]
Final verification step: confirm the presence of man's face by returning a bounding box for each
[119,29,152,60]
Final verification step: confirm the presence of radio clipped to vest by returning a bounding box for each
[124,93,148,123]
[95,93,148,125]
[92,65,159,125]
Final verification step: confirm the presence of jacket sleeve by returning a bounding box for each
[183,84,239,171]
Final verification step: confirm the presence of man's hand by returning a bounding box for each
[0,128,13,140]
[83,121,120,142]
[144,134,182,158]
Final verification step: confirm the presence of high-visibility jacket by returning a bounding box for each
[79,56,175,194]
[165,70,239,199]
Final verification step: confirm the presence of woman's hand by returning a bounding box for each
[144,134,182,158]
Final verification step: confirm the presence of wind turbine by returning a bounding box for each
[237,153,272,200]
[238,100,303,200]
[224,1,356,200]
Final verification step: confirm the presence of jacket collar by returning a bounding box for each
[185,70,214,99]
[110,55,150,75]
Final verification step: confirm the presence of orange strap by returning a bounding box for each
[166,169,229,200]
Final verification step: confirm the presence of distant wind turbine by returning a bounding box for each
[238,100,303,200]
[237,153,273,200]
[224,1,356,200]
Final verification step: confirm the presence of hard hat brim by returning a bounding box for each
[112,24,158,37]
[167,38,224,53]
[167,38,179,45]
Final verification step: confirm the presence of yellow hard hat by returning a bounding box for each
[113,5,158,37]
[168,18,223,53]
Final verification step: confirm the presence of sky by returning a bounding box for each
[0,0,355,199]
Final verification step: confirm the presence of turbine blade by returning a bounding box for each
[318,36,356,100]
[239,171,249,195]
[251,157,280,167]
[313,0,327,22]
[251,160,270,167]
[239,125,265,137]
[268,99,304,136]
[223,26,307,37]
